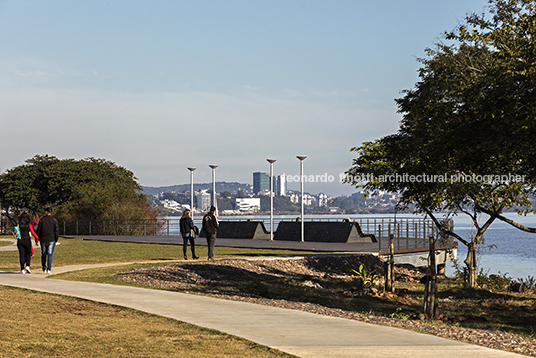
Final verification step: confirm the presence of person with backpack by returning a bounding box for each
[179,209,199,260]
[16,211,33,274]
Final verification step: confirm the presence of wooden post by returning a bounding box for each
[385,234,395,293]
[424,235,439,318]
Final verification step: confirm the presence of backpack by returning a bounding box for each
[12,225,21,239]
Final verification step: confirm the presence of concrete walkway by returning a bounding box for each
[0,262,525,358]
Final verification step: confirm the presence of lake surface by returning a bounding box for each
[185,212,536,280]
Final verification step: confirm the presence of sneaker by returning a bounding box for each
[25,267,31,274]
[21,270,26,274]
[46,270,51,274]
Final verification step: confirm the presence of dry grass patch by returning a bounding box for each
[0,286,295,358]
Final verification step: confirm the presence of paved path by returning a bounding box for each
[0,262,524,358]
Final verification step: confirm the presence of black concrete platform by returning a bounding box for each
[273,221,376,243]
[200,220,270,240]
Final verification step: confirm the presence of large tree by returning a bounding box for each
[0,155,158,223]
[346,0,536,286]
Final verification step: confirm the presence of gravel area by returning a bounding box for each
[120,255,536,356]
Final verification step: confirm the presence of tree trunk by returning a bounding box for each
[464,242,477,287]
[424,235,438,317]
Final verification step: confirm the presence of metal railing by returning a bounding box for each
[62,216,453,241]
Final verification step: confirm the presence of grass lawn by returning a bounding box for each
[0,286,295,358]
[0,239,13,247]
[0,235,314,357]
[0,236,315,271]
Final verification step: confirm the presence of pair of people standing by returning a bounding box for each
[179,206,219,260]
[15,206,58,274]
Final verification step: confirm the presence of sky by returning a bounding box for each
[0,0,491,196]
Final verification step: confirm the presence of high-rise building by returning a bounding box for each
[275,174,287,196]
[196,190,211,212]
[253,172,270,194]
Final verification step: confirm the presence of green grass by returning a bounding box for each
[0,239,13,247]
[0,236,316,271]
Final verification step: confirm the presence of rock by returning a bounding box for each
[303,280,322,289]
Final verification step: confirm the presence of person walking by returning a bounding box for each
[202,206,218,260]
[16,211,33,274]
[179,209,199,260]
[36,206,59,274]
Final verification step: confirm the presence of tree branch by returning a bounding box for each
[419,201,470,246]
[475,205,536,233]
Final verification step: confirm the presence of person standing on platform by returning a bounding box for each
[36,206,59,274]
[202,206,218,261]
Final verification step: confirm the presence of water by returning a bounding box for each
[174,212,536,280]
[446,213,536,280]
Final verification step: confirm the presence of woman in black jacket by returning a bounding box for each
[17,212,33,274]
[179,209,198,260]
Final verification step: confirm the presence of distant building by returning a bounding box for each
[161,199,184,213]
[235,198,261,213]
[317,193,329,206]
[253,172,270,194]
[275,174,286,196]
[196,190,211,212]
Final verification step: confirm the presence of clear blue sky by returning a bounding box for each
[0,0,490,196]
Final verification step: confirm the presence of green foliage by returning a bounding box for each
[518,275,536,289]
[351,264,382,287]
[389,307,410,320]
[345,0,536,286]
[0,155,158,222]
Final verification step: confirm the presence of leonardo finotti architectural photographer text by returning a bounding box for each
[282,173,526,184]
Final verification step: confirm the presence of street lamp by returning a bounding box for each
[209,165,218,212]
[296,155,307,242]
[187,167,196,218]
[266,159,277,240]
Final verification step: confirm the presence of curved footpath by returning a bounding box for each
[0,240,525,358]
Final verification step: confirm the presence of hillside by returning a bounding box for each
[142,182,252,196]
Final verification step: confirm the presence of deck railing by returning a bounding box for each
[61,217,453,241]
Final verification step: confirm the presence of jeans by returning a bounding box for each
[206,233,216,258]
[41,241,56,272]
[182,236,196,257]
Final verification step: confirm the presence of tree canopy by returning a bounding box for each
[345,0,536,286]
[0,155,158,222]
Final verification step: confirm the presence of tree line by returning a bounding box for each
[0,155,159,225]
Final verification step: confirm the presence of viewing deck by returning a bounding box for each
[62,217,457,268]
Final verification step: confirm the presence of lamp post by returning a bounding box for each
[296,156,307,243]
[267,159,276,240]
[187,167,196,218]
[209,164,218,212]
